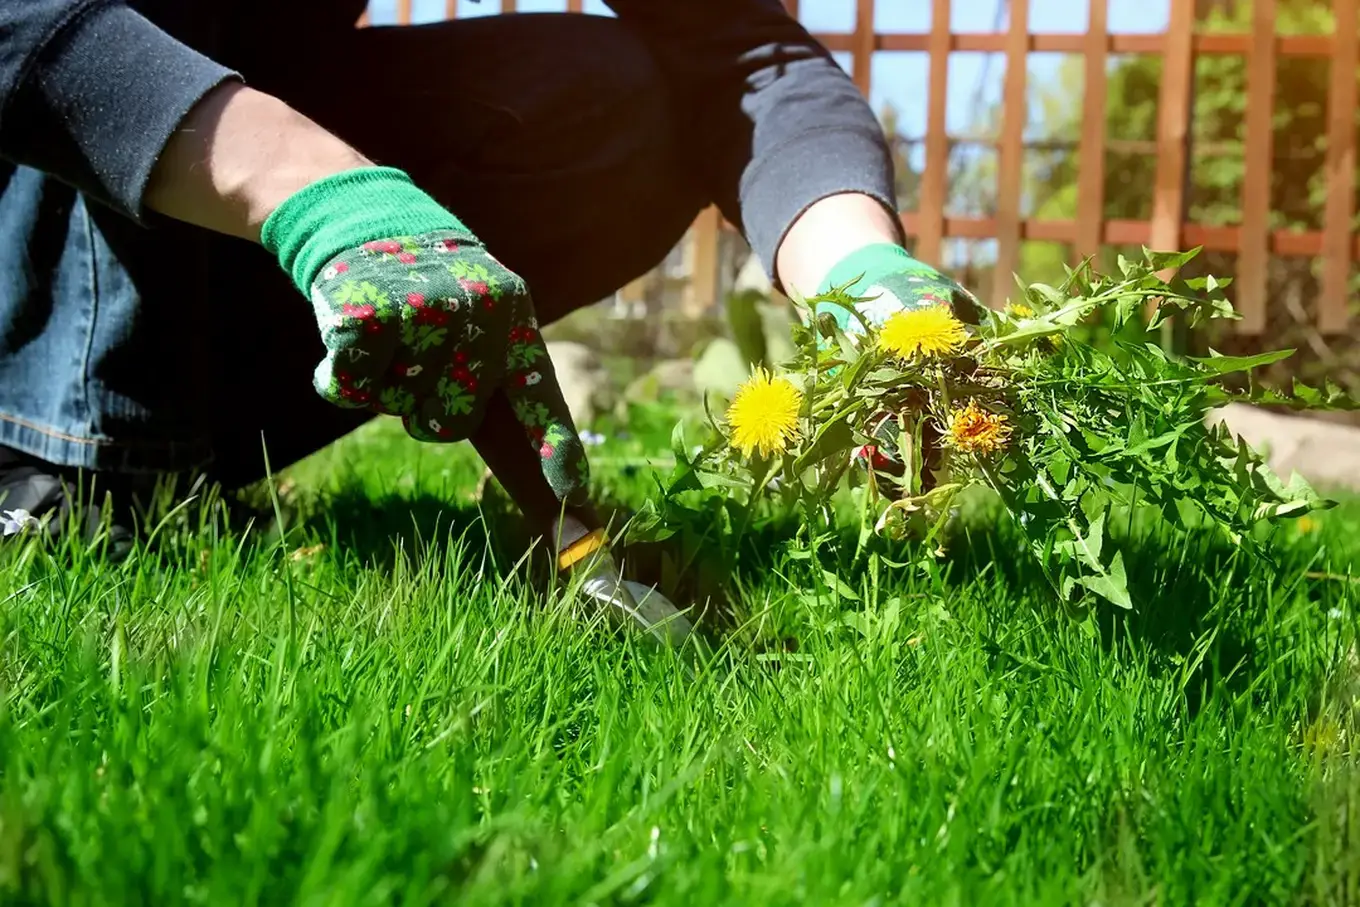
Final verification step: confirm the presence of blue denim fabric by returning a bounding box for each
[0,165,215,474]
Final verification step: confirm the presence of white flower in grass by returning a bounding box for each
[581,430,605,447]
[2,509,38,537]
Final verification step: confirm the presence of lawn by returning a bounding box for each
[2,410,1359,905]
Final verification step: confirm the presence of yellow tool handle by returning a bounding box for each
[556,527,609,571]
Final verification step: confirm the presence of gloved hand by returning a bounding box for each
[814,243,982,334]
[814,243,983,497]
[261,167,587,504]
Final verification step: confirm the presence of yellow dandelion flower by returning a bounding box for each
[1007,303,1034,318]
[944,400,1012,455]
[878,306,969,361]
[726,367,802,459]
[1297,515,1319,534]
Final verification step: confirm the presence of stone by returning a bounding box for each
[759,300,798,366]
[692,337,750,401]
[623,359,696,405]
[733,252,773,295]
[1207,403,1360,492]
[545,341,609,427]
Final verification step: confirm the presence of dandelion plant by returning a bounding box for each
[629,248,1358,616]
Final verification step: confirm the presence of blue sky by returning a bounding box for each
[366,0,1169,144]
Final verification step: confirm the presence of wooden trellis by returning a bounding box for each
[367,0,1359,334]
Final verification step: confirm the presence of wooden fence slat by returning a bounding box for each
[444,0,457,18]
[916,0,952,267]
[1075,0,1108,263]
[894,213,1360,259]
[992,0,1029,309]
[1148,0,1195,276]
[852,0,876,95]
[566,0,584,12]
[812,31,1336,57]
[783,0,800,19]
[395,0,413,25]
[688,207,723,316]
[503,0,517,12]
[1236,0,1276,333]
[1320,0,1358,333]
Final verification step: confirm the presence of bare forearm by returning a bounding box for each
[143,81,371,242]
[775,192,905,298]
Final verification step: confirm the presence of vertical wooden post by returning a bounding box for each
[566,0,584,12]
[992,0,1029,309]
[358,6,371,26]
[689,207,723,317]
[444,0,458,17]
[619,274,652,308]
[917,0,952,268]
[1149,0,1195,276]
[396,0,413,25]
[1319,0,1358,333]
[1236,0,1276,335]
[852,0,876,96]
[784,0,801,19]
[1075,0,1108,263]
[503,0,517,12]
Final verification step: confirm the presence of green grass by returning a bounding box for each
[3,414,1360,905]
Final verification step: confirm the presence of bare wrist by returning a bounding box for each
[774,192,905,298]
[145,81,372,241]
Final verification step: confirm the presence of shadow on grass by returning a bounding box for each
[277,470,1320,709]
[940,511,1302,714]
[286,480,812,634]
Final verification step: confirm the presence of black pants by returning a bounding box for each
[196,13,708,488]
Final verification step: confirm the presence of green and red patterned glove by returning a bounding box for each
[814,243,984,498]
[260,167,587,504]
[813,243,982,334]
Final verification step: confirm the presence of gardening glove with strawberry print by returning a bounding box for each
[813,243,982,334]
[260,167,588,505]
[814,243,983,498]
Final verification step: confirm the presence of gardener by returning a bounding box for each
[0,1,978,625]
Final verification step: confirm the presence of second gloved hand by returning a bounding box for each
[814,243,983,333]
[260,167,587,504]
[813,243,984,499]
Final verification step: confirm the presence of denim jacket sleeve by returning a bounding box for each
[0,0,239,222]
[603,0,900,281]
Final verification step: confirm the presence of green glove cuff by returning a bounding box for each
[818,242,917,296]
[260,166,471,294]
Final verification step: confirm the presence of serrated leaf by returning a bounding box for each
[1189,348,1295,375]
[821,569,861,601]
[670,421,690,465]
[1143,246,1201,273]
[1080,510,1106,565]
[791,413,855,474]
[1077,550,1133,609]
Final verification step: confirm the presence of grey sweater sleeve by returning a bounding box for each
[604,0,901,283]
[0,0,240,221]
